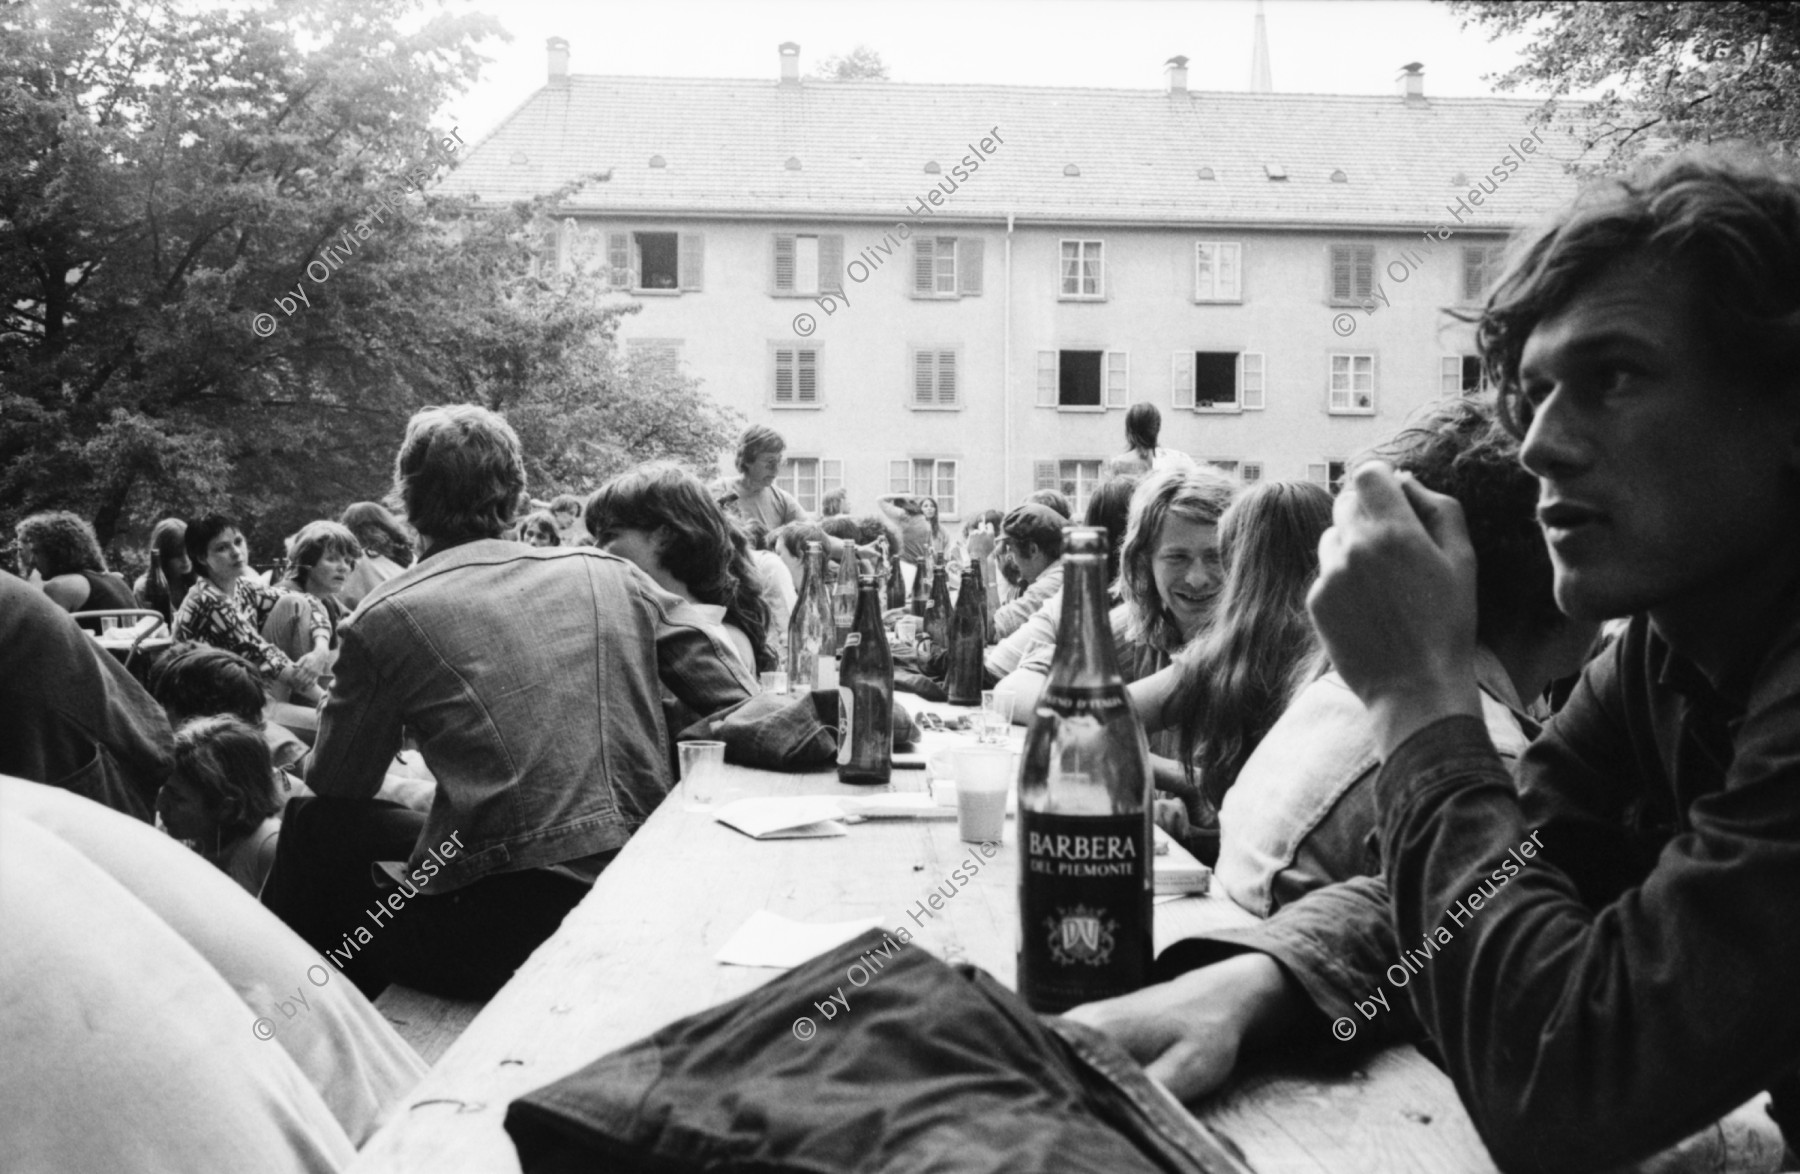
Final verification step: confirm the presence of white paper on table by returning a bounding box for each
[712,795,850,839]
[714,909,884,968]
[838,793,956,820]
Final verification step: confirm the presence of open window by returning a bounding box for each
[1037,350,1127,410]
[1171,351,1265,411]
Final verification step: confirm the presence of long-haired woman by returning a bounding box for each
[337,501,412,610]
[134,518,197,624]
[586,462,776,676]
[262,522,363,696]
[1130,480,1334,861]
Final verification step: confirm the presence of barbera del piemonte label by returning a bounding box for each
[1018,810,1151,1012]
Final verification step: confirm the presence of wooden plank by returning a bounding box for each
[350,721,1501,1174]
[373,984,487,1067]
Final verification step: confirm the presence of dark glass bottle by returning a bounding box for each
[837,565,893,785]
[787,541,834,690]
[976,556,996,645]
[1016,526,1154,1014]
[885,538,907,611]
[945,560,987,706]
[924,559,953,656]
[909,549,932,618]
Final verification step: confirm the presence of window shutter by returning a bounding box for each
[679,233,704,290]
[938,350,957,404]
[914,237,936,293]
[1306,463,1330,485]
[1330,246,1351,302]
[607,232,631,289]
[1352,247,1373,299]
[1171,351,1195,409]
[1240,352,1265,409]
[959,238,984,295]
[796,348,817,402]
[819,234,844,294]
[774,348,794,403]
[1036,351,1058,407]
[1441,355,1462,395]
[1194,243,1211,300]
[913,350,935,406]
[889,460,911,493]
[1218,243,1241,300]
[773,234,796,291]
[1033,461,1057,491]
[1462,247,1485,302]
[1105,351,1128,408]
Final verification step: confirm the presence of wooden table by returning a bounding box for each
[349,719,1499,1174]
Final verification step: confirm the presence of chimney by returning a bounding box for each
[547,37,569,87]
[1164,55,1189,96]
[1249,0,1273,93]
[779,42,800,87]
[1397,62,1424,102]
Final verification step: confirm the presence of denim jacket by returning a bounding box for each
[1215,646,1534,918]
[308,540,755,892]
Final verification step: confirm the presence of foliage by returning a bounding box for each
[1447,1,1800,170]
[808,45,889,81]
[0,0,740,567]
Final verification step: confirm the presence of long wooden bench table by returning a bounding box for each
[349,723,1500,1173]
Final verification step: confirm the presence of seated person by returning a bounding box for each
[741,519,796,658]
[264,405,756,1001]
[587,461,777,678]
[172,512,325,699]
[1025,488,1072,519]
[1104,402,1199,478]
[2,776,425,1165]
[514,509,561,548]
[983,474,1138,684]
[991,503,1068,639]
[1213,401,1595,917]
[149,640,309,776]
[13,509,139,628]
[337,500,412,610]
[874,492,934,565]
[158,715,286,898]
[263,521,363,703]
[1128,480,1335,861]
[548,492,591,546]
[0,572,172,819]
[134,517,196,624]
[1071,148,1800,1171]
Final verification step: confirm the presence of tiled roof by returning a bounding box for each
[439,76,1587,230]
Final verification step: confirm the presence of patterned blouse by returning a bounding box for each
[170,576,295,681]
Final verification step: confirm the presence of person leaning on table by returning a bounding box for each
[1071,147,1800,1173]
[261,404,757,1001]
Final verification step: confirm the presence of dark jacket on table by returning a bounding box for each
[1161,596,1800,1173]
[0,574,172,819]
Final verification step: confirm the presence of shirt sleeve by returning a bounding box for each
[642,582,758,718]
[1372,623,1800,1173]
[993,568,1059,639]
[306,612,402,799]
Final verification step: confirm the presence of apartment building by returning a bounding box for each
[439,40,1583,519]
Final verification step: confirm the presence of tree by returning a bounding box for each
[809,45,889,81]
[0,0,739,571]
[1448,1,1800,170]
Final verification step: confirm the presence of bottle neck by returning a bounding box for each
[1050,553,1121,686]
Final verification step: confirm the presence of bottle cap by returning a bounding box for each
[1063,525,1107,557]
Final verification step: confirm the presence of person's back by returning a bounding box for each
[73,568,139,623]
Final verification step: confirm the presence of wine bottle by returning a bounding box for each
[909,549,932,618]
[1016,526,1154,1014]
[945,560,986,706]
[924,558,953,657]
[885,538,907,611]
[787,541,834,690]
[837,562,893,786]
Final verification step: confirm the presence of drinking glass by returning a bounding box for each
[679,740,726,806]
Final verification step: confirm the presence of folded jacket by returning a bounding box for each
[505,928,1253,1173]
[679,691,921,772]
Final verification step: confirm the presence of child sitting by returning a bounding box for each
[157,715,285,897]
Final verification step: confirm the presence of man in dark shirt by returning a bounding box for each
[1072,148,1800,1172]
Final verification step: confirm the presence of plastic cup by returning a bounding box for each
[679,740,726,806]
[894,616,920,644]
[951,746,1013,843]
[759,670,789,696]
[979,689,1016,743]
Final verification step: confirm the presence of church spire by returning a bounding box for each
[1249,0,1273,93]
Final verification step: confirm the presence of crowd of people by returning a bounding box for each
[5,145,1800,1172]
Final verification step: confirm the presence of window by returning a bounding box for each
[1328,353,1375,413]
[1461,244,1506,303]
[1036,350,1128,410]
[1441,354,1482,395]
[1306,461,1348,495]
[1241,462,1263,483]
[1194,242,1242,301]
[1033,459,1106,518]
[912,236,984,298]
[771,345,820,407]
[604,231,705,292]
[1171,351,1265,411]
[1060,240,1104,298]
[778,458,843,514]
[911,349,960,409]
[889,458,959,518]
[773,233,845,295]
[1328,244,1375,304]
